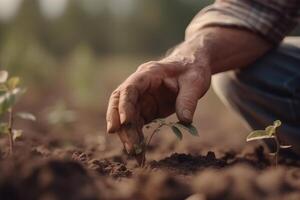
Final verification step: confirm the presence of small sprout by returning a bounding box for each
[146,119,199,144]
[141,118,199,167]
[0,70,34,155]
[246,120,291,166]
[118,119,199,167]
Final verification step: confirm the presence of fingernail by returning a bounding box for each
[120,113,126,124]
[125,143,131,154]
[107,121,112,132]
[182,109,192,120]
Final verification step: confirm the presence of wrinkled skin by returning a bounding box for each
[106,59,211,155]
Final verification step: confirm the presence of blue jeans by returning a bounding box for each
[212,37,300,153]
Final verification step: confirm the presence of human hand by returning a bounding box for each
[106,58,211,153]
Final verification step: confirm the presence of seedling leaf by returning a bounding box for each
[0,71,8,83]
[246,130,275,142]
[7,77,20,90]
[12,129,23,141]
[171,125,183,140]
[175,123,199,136]
[17,112,36,121]
[264,120,282,136]
[246,120,289,167]
[273,120,281,127]
[187,124,198,136]
[0,88,25,116]
[265,126,276,136]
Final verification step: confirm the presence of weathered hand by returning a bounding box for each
[106,58,211,152]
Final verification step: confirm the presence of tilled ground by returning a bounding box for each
[1,132,300,200]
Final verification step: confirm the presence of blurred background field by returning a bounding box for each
[0,0,213,107]
[1,0,300,155]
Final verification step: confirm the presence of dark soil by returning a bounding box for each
[0,119,300,200]
[149,152,226,175]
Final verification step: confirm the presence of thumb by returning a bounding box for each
[176,74,203,124]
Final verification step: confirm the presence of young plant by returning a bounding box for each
[0,70,36,155]
[246,120,291,166]
[133,118,199,166]
[146,118,199,147]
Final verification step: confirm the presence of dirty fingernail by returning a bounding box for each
[125,143,131,154]
[182,109,192,121]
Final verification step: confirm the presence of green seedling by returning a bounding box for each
[246,120,291,166]
[0,70,36,155]
[133,118,199,166]
[145,118,198,148]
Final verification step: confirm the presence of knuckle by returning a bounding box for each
[187,71,202,82]
[112,89,119,95]
[137,61,160,72]
[110,89,120,99]
[121,84,137,96]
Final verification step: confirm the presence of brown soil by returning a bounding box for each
[1,133,300,200]
[149,152,226,175]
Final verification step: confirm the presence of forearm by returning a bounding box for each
[164,26,272,74]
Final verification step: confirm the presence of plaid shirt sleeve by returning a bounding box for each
[186,0,300,44]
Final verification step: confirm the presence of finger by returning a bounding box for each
[118,85,139,124]
[140,93,158,123]
[118,122,144,154]
[106,90,121,133]
[176,72,204,124]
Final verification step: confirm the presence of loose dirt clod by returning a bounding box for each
[149,152,226,175]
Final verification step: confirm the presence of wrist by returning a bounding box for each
[161,33,213,72]
[160,48,212,76]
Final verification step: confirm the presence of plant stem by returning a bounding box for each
[141,123,164,168]
[274,137,280,167]
[146,124,164,148]
[8,108,14,155]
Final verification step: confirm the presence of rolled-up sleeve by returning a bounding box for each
[186,0,300,44]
